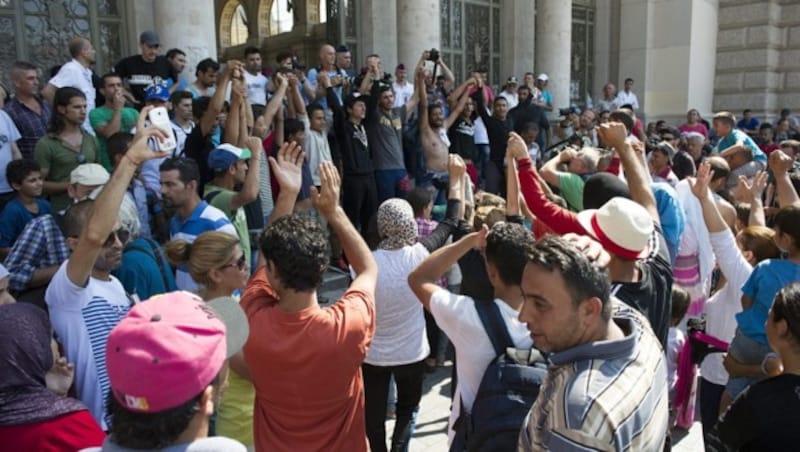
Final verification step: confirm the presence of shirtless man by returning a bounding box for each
[417,68,475,173]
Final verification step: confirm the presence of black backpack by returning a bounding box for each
[451,300,548,452]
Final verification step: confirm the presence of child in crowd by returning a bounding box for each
[519,122,540,165]
[668,287,691,402]
[0,159,50,259]
[723,206,800,411]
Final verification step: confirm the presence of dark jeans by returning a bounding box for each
[341,173,378,235]
[700,377,725,440]
[375,169,408,203]
[363,360,426,452]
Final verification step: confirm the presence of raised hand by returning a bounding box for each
[45,356,74,396]
[769,149,794,174]
[597,122,628,151]
[268,141,304,195]
[562,233,611,269]
[738,170,768,202]
[688,161,713,199]
[126,105,171,165]
[506,132,529,161]
[310,162,341,217]
[448,154,466,180]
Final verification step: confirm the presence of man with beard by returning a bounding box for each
[187,58,220,99]
[158,156,236,291]
[44,115,169,430]
[509,84,550,151]
[42,37,97,134]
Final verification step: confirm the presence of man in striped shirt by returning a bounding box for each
[517,235,668,451]
[159,157,236,290]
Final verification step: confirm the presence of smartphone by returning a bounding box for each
[147,106,177,152]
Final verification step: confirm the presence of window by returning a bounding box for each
[270,0,293,35]
[230,4,249,46]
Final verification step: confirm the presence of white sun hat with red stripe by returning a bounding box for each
[577,197,653,260]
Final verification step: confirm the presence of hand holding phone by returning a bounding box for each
[147,107,177,152]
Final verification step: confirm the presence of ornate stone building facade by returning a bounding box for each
[0,0,796,123]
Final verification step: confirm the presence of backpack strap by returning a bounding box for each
[204,190,222,204]
[474,299,515,357]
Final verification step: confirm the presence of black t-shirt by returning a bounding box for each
[706,374,800,452]
[611,225,673,348]
[114,55,178,105]
[509,101,550,150]
[448,117,479,162]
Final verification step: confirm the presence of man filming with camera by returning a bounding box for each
[556,106,598,148]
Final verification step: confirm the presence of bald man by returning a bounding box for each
[307,43,348,110]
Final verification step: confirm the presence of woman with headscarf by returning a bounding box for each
[362,155,465,452]
[0,303,105,450]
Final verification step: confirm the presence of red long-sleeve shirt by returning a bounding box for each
[517,158,587,236]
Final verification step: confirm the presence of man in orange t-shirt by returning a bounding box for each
[241,142,377,452]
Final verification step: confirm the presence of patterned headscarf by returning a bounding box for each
[0,303,86,425]
[377,198,418,250]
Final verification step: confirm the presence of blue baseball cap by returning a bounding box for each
[145,84,170,102]
[208,144,252,172]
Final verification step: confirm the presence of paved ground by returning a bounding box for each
[385,362,706,451]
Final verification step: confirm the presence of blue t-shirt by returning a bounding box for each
[716,129,766,165]
[738,259,800,344]
[0,197,51,247]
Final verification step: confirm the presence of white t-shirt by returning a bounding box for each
[429,288,532,444]
[615,90,639,110]
[498,91,518,110]
[473,116,489,145]
[393,81,415,108]
[300,114,334,186]
[46,261,132,431]
[244,70,269,106]
[0,110,21,193]
[365,244,432,366]
[170,120,195,157]
[48,59,96,135]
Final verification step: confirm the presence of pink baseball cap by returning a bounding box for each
[106,291,248,413]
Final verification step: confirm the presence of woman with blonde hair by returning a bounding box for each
[165,231,253,448]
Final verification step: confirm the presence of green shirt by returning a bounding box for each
[558,172,586,212]
[203,183,251,268]
[34,131,99,211]
[89,106,139,171]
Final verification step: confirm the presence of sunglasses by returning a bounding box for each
[104,228,130,247]
[220,254,247,271]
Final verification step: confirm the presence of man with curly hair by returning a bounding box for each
[241,142,378,452]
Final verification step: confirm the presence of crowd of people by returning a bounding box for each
[1,29,800,451]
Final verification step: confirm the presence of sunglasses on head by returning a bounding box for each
[221,254,247,271]
[104,228,130,247]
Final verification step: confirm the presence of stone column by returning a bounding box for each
[500,0,536,81]
[358,0,398,69]
[396,0,441,70]
[153,0,217,83]
[535,0,572,112]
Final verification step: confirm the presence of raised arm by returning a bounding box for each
[539,148,575,188]
[508,132,585,234]
[223,77,244,145]
[471,77,491,124]
[409,227,486,311]
[313,162,377,293]
[444,78,476,130]
[738,171,768,227]
[262,73,289,128]
[287,73,307,117]
[267,141,303,224]
[227,136,262,210]
[599,122,660,225]
[419,155,466,252]
[689,162,735,234]
[67,109,169,286]
[436,55,456,91]
[417,67,430,134]
[769,150,800,207]
[200,61,236,136]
